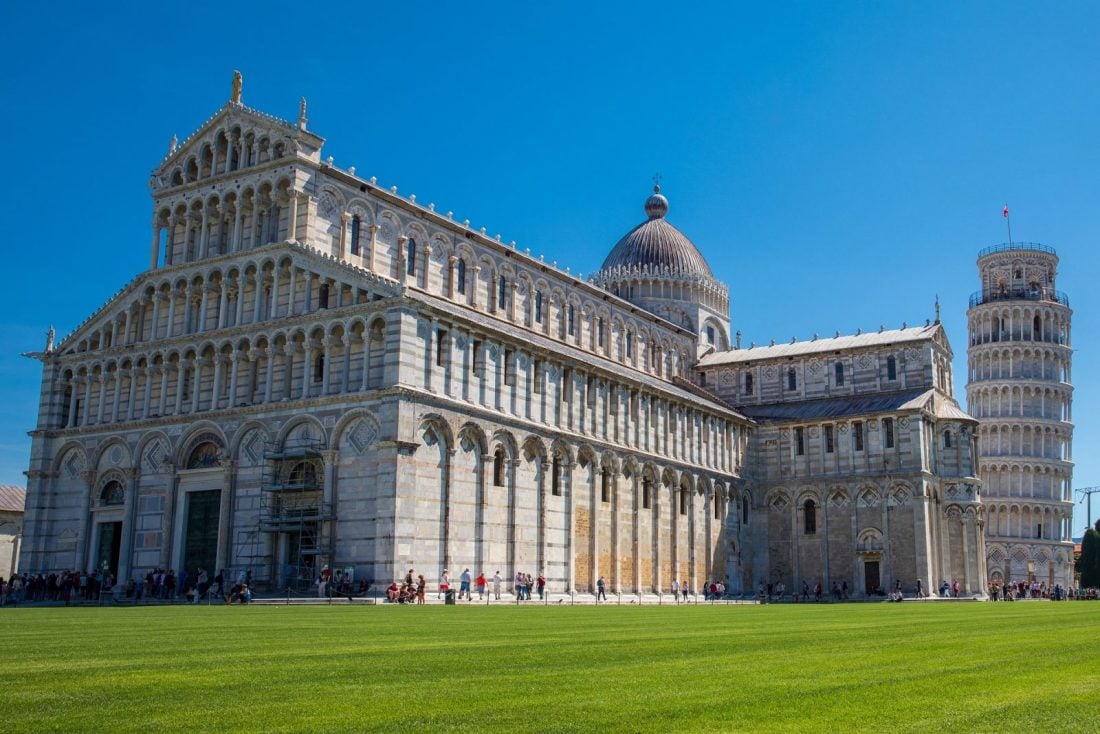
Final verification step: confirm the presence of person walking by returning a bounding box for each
[459,568,472,600]
[596,576,607,601]
[476,572,486,600]
[536,573,546,600]
[492,570,502,600]
[916,578,924,599]
[439,569,450,599]
[672,578,680,602]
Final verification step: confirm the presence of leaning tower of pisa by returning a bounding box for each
[966,243,1075,589]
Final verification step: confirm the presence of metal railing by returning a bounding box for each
[969,288,1069,308]
[977,242,1057,259]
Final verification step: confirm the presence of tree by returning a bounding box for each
[1076,519,1100,588]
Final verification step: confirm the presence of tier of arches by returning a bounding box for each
[966,383,1072,422]
[68,253,389,356]
[967,344,1071,384]
[968,303,1069,347]
[162,123,293,189]
[978,462,1071,502]
[55,313,389,429]
[976,422,1071,462]
[984,503,1071,543]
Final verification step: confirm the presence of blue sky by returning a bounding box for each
[1,2,1097,533]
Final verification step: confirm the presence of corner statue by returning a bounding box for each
[231,70,243,104]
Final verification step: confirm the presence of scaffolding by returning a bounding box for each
[260,439,334,593]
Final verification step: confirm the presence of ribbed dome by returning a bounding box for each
[600,186,713,277]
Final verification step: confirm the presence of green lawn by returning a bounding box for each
[2,602,1098,733]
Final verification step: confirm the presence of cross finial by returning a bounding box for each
[934,294,941,324]
[652,172,662,193]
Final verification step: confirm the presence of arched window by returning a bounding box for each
[1033,315,1041,340]
[313,353,325,383]
[455,259,466,295]
[679,488,688,515]
[350,215,361,256]
[804,499,816,534]
[100,480,124,506]
[744,372,753,396]
[943,430,952,448]
[567,304,575,336]
[713,492,721,520]
[787,368,797,391]
[601,470,611,503]
[642,478,652,509]
[742,494,750,524]
[835,362,844,386]
[186,440,220,469]
[534,291,544,323]
[493,448,506,487]
[287,461,319,488]
[497,275,508,311]
[887,355,897,381]
[406,238,417,276]
[551,455,562,496]
[319,283,330,309]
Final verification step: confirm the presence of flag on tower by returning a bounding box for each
[1003,205,1009,218]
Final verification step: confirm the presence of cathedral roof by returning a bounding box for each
[0,485,25,513]
[737,387,974,424]
[698,324,942,366]
[599,187,714,278]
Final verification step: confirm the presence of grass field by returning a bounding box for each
[2,602,1098,733]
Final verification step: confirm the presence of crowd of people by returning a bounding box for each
[987,580,1089,601]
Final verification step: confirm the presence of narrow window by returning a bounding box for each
[493,449,506,487]
[679,489,688,515]
[706,326,716,345]
[313,353,324,383]
[835,361,844,386]
[552,456,562,496]
[498,275,508,311]
[562,367,572,402]
[350,215,361,256]
[1036,523,1042,539]
[625,331,633,360]
[744,372,754,396]
[532,358,542,394]
[601,470,611,503]
[642,478,652,509]
[455,259,466,295]
[787,367,797,391]
[567,304,575,336]
[436,329,447,367]
[504,348,515,386]
[804,499,816,534]
[943,430,952,448]
[887,355,897,381]
[534,291,543,324]
[795,427,805,456]
[472,340,482,376]
[884,418,894,449]
[742,494,750,525]
[597,318,605,349]
[854,421,864,451]
[406,238,417,276]
[825,424,835,454]
[319,283,330,309]
[713,493,721,520]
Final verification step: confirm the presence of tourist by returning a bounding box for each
[459,568,472,600]
[681,581,689,602]
[476,572,486,600]
[776,581,785,601]
[439,569,450,599]
[672,578,680,602]
[916,579,924,599]
[596,576,607,601]
[492,570,502,600]
[536,573,546,600]
[417,575,426,604]
[514,572,524,600]
[386,581,400,602]
[318,566,331,598]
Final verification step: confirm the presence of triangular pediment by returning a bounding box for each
[152,99,325,185]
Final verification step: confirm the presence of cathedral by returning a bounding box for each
[20,75,992,598]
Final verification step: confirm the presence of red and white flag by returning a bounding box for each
[1003,205,1010,218]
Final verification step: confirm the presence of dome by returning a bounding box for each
[599,186,713,277]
